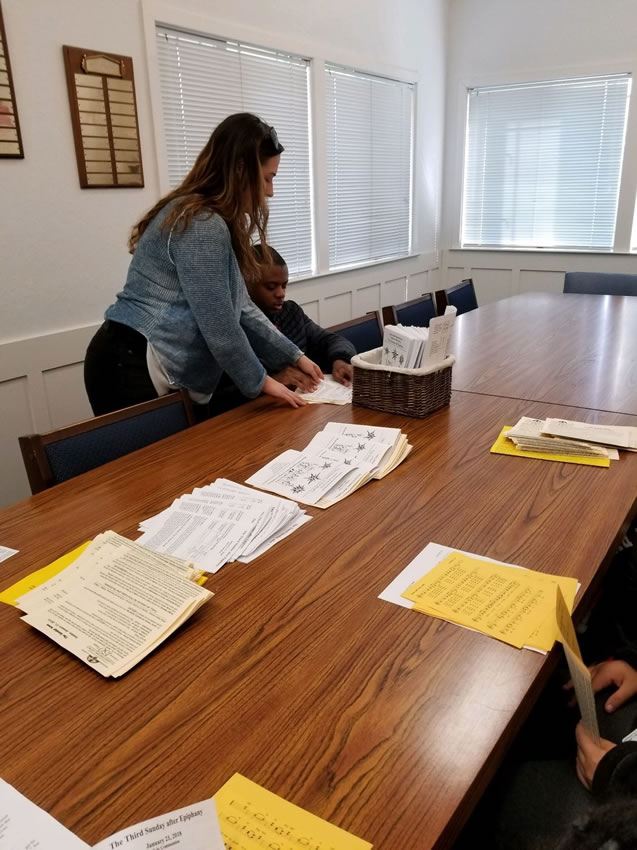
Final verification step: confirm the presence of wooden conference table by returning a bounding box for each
[450,292,637,415]
[1,299,637,849]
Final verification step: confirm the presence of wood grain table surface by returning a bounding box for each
[1,389,636,848]
[450,293,637,415]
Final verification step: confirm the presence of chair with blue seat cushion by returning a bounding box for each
[391,294,437,328]
[19,391,195,494]
[563,272,637,296]
[444,279,478,315]
[327,311,384,354]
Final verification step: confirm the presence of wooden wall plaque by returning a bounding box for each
[63,45,144,188]
[0,2,24,158]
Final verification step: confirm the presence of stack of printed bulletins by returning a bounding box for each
[246,422,412,508]
[15,531,212,677]
[136,479,311,573]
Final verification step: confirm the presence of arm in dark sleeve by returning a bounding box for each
[240,287,302,372]
[295,304,357,369]
[592,740,637,798]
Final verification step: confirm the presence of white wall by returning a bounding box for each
[0,0,447,507]
[442,0,637,300]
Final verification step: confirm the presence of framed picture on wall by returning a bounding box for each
[0,1,24,158]
[63,44,144,188]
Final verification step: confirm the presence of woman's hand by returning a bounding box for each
[332,359,353,386]
[262,375,307,408]
[574,721,615,790]
[295,355,323,385]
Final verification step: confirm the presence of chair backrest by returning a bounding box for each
[391,294,437,328]
[327,311,384,354]
[563,272,637,296]
[444,279,478,315]
[19,391,195,495]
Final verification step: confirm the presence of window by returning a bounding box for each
[156,26,313,276]
[462,74,631,250]
[325,64,414,269]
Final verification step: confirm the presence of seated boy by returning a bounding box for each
[249,245,356,391]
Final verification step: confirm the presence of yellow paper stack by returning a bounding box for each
[401,551,578,651]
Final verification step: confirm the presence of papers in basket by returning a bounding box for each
[136,479,310,573]
[381,305,457,369]
[246,422,412,507]
[15,531,212,677]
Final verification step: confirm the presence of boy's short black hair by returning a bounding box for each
[252,243,287,267]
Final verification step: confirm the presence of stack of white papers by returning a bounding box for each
[506,417,618,459]
[15,531,212,677]
[381,306,457,370]
[297,375,352,405]
[382,325,429,368]
[542,418,637,451]
[246,422,412,508]
[136,479,310,573]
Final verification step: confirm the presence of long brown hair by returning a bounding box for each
[128,113,283,282]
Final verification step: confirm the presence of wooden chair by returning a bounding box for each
[391,293,437,327]
[19,391,196,495]
[441,279,478,315]
[327,311,384,353]
[563,272,637,296]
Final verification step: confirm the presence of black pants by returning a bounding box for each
[84,320,250,419]
[84,320,158,416]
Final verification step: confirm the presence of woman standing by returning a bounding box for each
[84,113,321,416]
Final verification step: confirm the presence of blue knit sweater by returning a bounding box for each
[105,205,302,397]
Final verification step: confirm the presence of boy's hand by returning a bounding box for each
[272,366,317,392]
[565,660,637,713]
[332,360,353,386]
[575,721,615,789]
[591,660,637,712]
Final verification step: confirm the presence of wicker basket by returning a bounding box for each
[351,348,454,418]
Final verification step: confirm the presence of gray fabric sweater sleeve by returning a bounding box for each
[168,214,283,398]
[240,287,302,371]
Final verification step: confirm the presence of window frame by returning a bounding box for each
[141,0,420,280]
[445,63,637,255]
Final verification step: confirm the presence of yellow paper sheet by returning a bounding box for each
[402,552,572,649]
[525,574,578,652]
[0,541,91,607]
[490,426,610,467]
[555,586,600,743]
[214,773,372,850]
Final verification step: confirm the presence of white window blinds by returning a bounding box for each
[462,74,631,250]
[156,26,313,276]
[325,64,414,269]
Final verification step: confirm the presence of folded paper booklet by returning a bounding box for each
[0,777,225,849]
[136,479,310,573]
[542,418,637,451]
[15,531,212,677]
[506,417,611,457]
[246,422,412,507]
[297,375,352,405]
[490,424,611,468]
[321,421,412,478]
